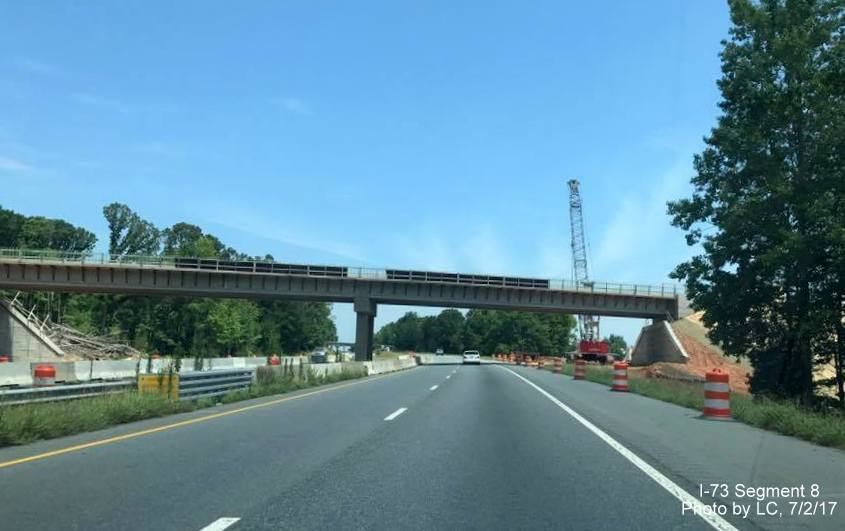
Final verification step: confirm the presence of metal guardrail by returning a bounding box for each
[176,368,255,401]
[0,248,680,297]
[0,380,134,406]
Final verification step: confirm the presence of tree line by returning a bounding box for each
[669,0,845,406]
[375,309,578,356]
[0,203,337,357]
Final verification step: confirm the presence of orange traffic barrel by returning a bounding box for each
[612,361,629,391]
[524,355,531,366]
[703,369,731,419]
[509,353,515,364]
[553,357,562,373]
[573,359,586,380]
[537,356,545,369]
[33,364,56,386]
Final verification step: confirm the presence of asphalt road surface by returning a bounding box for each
[1,364,842,531]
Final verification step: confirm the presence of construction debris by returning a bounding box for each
[47,323,143,360]
[6,294,142,360]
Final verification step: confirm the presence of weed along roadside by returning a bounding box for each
[549,362,845,450]
[0,361,378,448]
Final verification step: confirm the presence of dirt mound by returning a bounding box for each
[632,312,751,393]
[673,326,751,393]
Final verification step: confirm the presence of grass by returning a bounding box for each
[0,365,369,448]
[0,392,195,447]
[553,362,845,450]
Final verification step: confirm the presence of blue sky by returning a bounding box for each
[0,1,730,345]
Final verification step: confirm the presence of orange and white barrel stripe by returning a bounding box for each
[553,357,563,373]
[573,359,586,380]
[611,361,629,392]
[703,369,731,419]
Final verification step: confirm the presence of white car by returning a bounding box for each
[462,350,481,364]
[435,348,444,355]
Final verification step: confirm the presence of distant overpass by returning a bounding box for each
[0,249,679,360]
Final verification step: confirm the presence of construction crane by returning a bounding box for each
[567,179,610,362]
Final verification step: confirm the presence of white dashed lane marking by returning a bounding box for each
[384,407,408,421]
[200,517,240,531]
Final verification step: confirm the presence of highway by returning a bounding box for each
[1,364,842,531]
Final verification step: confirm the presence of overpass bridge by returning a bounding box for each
[0,249,680,360]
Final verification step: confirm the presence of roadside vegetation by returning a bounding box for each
[1,202,338,360]
[557,364,845,450]
[666,0,844,407]
[0,365,368,448]
[375,308,578,356]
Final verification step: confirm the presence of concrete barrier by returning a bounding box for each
[74,360,137,381]
[139,356,272,374]
[0,362,34,386]
[304,362,367,378]
[30,362,76,383]
[364,358,417,375]
[416,354,463,365]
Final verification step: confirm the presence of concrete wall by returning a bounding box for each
[0,356,275,387]
[0,362,32,386]
[265,361,368,378]
[363,358,417,375]
[416,354,463,365]
[1,354,419,387]
[0,299,64,363]
[630,321,689,366]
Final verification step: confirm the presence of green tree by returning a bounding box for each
[430,309,465,353]
[0,205,95,252]
[103,202,161,256]
[207,299,262,355]
[380,312,424,351]
[605,334,628,359]
[668,0,845,405]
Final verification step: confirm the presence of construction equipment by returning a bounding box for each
[567,179,610,363]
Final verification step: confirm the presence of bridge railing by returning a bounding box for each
[0,248,680,297]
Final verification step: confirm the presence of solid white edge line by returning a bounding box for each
[430,385,438,391]
[500,367,738,531]
[384,407,408,421]
[199,517,241,531]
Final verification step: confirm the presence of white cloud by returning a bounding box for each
[536,236,570,279]
[394,232,457,271]
[71,93,133,113]
[71,93,176,116]
[0,155,33,172]
[464,226,508,273]
[11,57,64,77]
[195,201,365,263]
[591,155,695,284]
[131,142,180,157]
[272,97,312,115]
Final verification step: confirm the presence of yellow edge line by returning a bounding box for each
[0,372,395,470]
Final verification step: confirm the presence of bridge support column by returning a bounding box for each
[354,297,377,361]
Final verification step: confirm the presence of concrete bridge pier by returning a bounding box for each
[354,297,377,361]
